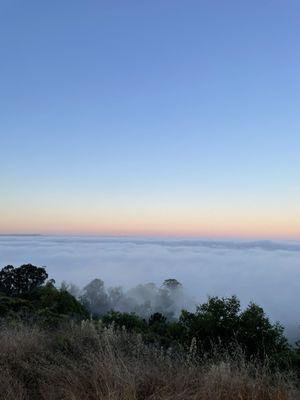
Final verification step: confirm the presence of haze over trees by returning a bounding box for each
[65,276,188,319]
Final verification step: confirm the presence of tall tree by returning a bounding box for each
[0,264,48,296]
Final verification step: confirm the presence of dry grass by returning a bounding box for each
[0,321,298,400]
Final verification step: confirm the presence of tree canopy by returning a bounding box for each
[0,264,88,324]
[0,264,48,296]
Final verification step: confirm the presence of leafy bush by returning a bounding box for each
[102,310,147,332]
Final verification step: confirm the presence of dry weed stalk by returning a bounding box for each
[0,322,297,400]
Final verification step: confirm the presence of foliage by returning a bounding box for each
[81,278,111,316]
[100,295,289,362]
[0,265,88,325]
[29,283,89,323]
[179,296,241,352]
[175,296,288,359]
[0,264,48,297]
[237,302,288,358]
[102,311,147,333]
[0,295,33,318]
[162,278,183,290]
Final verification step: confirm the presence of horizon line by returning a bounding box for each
[0,232,299,242]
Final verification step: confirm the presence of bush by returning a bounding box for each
[102,310,147,332]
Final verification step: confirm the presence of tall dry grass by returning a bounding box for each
[0,321,298,400]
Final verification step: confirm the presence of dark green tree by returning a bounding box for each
[0,264,48,297]
[102,311,147,332]
[178,296,288,359]
[238,302,288,358]
[179,296,241,352]
[149,312,167,326]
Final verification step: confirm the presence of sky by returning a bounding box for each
[1,0,300,238]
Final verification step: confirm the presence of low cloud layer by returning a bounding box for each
[0,235,299,338]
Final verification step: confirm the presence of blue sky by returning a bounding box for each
[1,1,300,237]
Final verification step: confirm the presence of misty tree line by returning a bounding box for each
[62,278,187,319]
[0,264,190,322]
[2,263,300,370]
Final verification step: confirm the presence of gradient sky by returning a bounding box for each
[1,0,300,238]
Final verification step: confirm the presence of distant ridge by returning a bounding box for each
[0,234,42,237]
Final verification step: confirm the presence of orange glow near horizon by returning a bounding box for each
[1,215,300,240]
[1,196,300,240]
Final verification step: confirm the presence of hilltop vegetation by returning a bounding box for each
[0,264,300,399]
[0,264,88,325]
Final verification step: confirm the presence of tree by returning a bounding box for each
[179,296,241,353]
[0,264,48,297]
[178,296,288,359]
[162,279,182,291]
[238,302,288,358]
[108,286,125,309]
[36,284,89,320]
[0,265,15,296]
[81,279,111,316]
[149,312,167,326]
